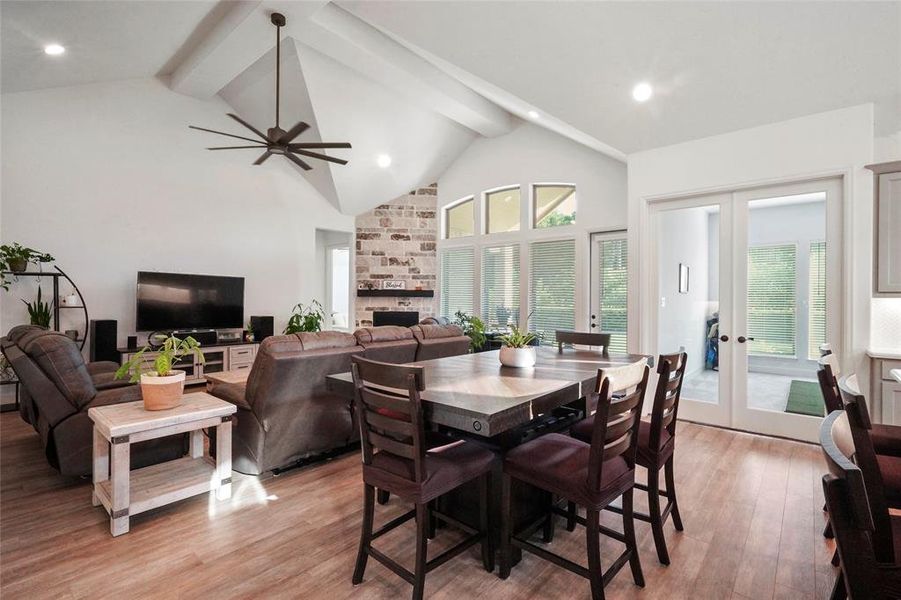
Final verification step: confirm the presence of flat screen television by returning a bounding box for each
[136,272,244,331]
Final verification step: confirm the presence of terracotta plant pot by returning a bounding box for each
[140,370,186,411]
[7,258,27,272]
[499,346,537,368]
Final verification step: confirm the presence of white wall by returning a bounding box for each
[0,78,354,353]
[629,104,874,392]
[437,122,627,329]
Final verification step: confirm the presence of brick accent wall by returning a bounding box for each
[355,184,439,327]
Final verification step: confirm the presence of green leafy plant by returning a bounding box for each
[21,286,52,327]
[1,243,55,290]
[115,335,205,383]
[284,300,326,334]
[498,325,538,349]
[453,310,487,351]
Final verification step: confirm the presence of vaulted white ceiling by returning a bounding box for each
[2,0,899,213]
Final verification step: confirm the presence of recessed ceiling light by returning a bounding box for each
[527,110,540,120]
[632,82,653,102]
[377,154,392,168]
[43,44,65,56]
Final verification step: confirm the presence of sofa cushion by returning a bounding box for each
[353,326,414,344]
[419,317,450,326]
[25,333,96,410]
[409,324,465,341]
[6,324,49,344]
[296,331,358,351]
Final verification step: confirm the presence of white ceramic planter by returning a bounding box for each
[499,346,537,368]
[140,370,186,411]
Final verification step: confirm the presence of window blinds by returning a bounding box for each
[529,239,576,345]
[747,244,797,357]
[808,241,827,360]
[481,245,520,329]
[597,238,628,353]
[439,247,474,318]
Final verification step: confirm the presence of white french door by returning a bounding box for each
[589,231,629,354]
[650,178,842,441]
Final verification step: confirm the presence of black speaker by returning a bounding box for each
[250,316,274,341]
[90,320,119,363]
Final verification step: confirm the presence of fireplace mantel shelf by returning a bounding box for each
[357,289,434,298]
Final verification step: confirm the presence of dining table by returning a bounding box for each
[326,346,651,553]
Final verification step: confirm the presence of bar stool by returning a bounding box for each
[499,360,649,600]
[556,330,612,356]
[350,356,494,600]
[570,351,686,565]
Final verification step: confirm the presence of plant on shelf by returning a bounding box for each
[22,286,52,327]
[453,310,487,352]
[284,300,326,334]
[116,334,205,411]
[1,243,55,290]
[498,325,539,368]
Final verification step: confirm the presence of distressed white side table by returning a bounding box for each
[88,392,236,536]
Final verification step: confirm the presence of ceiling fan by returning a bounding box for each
[189,12,351,170]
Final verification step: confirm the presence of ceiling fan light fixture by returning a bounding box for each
[189,12,351,171]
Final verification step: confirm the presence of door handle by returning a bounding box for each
[719,335,729,342]
[737,336,754,343]
[590,323,597,329]
[591,314,597,320]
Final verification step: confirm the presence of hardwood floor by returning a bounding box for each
[0,413,838,599]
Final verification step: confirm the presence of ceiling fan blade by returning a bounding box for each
[253,151,273,165]
[278,121,310,144]
[289,142,352,149]
[290,149,348,166]
[227,113,270,141]
[285,152,312,171]
[189,125,262,145]
[207,145,269,150]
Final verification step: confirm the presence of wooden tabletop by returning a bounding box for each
[88,392,236,438]
[326,347,649,437]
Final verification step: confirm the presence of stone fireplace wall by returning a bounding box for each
[355,184,439,327]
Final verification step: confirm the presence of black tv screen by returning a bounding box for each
[136,272,244,331]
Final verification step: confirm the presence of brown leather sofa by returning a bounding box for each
[409,323,471,361]
[1,327,187,477]
[211,331,363,475]
[353,325,418,364]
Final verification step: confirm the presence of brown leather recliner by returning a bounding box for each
[210,331,364,475]
[419,316,451,326]
[353,326,418,364]
[409,323,471,361]
[1,328,187,477]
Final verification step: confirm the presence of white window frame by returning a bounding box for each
[443,196,475,240]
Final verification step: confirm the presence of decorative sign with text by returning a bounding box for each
[382,280,407,290]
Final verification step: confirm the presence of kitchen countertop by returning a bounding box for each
[868,348,901,360]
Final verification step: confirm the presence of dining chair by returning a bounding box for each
[350,356,495,600]
[570,351,687,565]
[498,360,649,600]
[555,330,611,356]
[820,409,901,600]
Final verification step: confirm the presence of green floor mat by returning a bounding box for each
[784,380,824,417]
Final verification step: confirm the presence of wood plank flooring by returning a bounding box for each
[0,413,839,599]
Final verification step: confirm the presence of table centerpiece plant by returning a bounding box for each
[116,334,205,411]
[498,326,539,368]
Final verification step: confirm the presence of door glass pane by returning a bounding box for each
[486,187,521,234]
[329,247,350,329]
[746,192,826,413]
[594,237,628,353]
[656,205,720,404]
[482,244,520,329]
[446,198,474,239]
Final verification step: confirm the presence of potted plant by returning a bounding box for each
[498,326,539,368]
[22,286,52,327]
[284,300,325,334]
[1,243,54,290]
[454,310,487,352]
[115,335,205,411]
[244,322,255,342]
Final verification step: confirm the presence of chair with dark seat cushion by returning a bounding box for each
[499,360,649,600]
[555,330,611,356]
[821,409,901,599]
[571,351,686,565]
[351,356,494,600]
